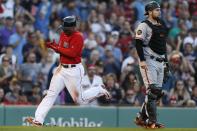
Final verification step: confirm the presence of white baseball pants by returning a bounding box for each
[34,63,105,124]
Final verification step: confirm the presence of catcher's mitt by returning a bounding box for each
[163,63,172,83]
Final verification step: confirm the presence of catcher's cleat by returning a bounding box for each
[25,117,42,127]
[145,121,165,129]
[134,116,146,127]
[155,122,165,128]
[145,123,156,129]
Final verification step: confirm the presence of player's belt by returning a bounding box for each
[150,55,165,63]
[61,64,76,68]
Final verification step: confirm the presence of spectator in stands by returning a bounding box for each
[58,0,79,19]
[121,71,137,92]
[14,0,35,24]
[185,76,196,95]
[17,93,31,105]
[191,16,197,30]
[76,0,93,22]
[176,1,191,29]
[98,73,124,105]
[183,43,197,64]
[9,21,26,64]
[4,78,21,105]
[191,86,197,106]
[0,16,15,50]
[78,21,90,39]
[131,0,145,22]
[108,0,124,17]
[83,32,98,59]
[108,31,123,62]
[169,51,195,81]
[132,83,145,106]
[183,28,197,49]
[108,13,118,31]
[121,89,137,106]
[161,0,177,30]
[0,45,17,68]
[40,50,55,90]
[28,83,41,105]
[193,58,197,83]
[121,85,144,106]
[0,55,15,93]
[48,20,60,43]
[168,19,187,49]
[88,9,98,25]
[86,49,100,66]
[118,21,133,57]
[34,0,52,39]
[96,1,107,16]
[169,79,195,107]
[122,0,136,24]
[121,57,135,75]
[95,61,104,77]
[94,34,105,58]
[22,32,42,63]
[0,88,4,104]
[120,46,136,82]
[102,45,121,77]
[18,52,41,95]
[90,13,112,43]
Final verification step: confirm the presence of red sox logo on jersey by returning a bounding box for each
[63,41,69,48]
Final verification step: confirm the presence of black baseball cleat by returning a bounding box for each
[155,122,165,128]
[145,121,165,129]
[134,116,146,127]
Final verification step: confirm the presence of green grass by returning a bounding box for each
[0,127,197,131]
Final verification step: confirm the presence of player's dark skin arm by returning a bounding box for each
[135,39,146,61]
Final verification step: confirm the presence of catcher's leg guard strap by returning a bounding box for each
[139,103,148,120]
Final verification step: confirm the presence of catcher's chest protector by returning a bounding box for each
[142,20,167,55]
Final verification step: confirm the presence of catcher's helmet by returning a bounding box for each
[62,16,77,28]
[144,1,160,15]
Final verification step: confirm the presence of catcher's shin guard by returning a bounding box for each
[146,98,157,123]
[145,84,163,123]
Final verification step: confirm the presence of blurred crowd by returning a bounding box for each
[0,0,197,107]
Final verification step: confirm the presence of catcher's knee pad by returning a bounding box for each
[147,84,163,101]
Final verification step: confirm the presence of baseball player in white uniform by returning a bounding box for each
[25,16,110,126]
